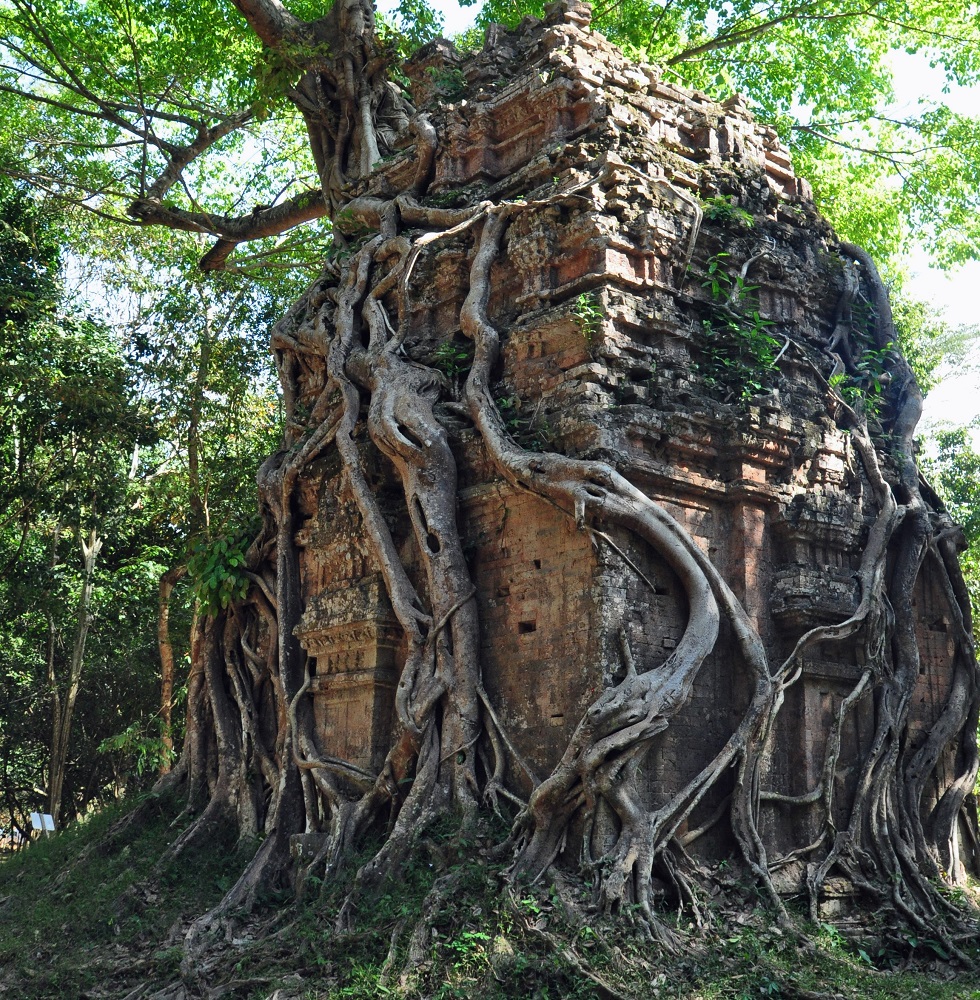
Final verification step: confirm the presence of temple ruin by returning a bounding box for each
[266,0,976,896]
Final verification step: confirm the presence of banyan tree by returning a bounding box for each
[104,0,979,964]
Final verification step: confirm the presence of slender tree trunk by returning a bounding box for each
[48,526,102,825]
[45,521,62,824]
[188,311,213,534]
[158,564,188,774]
[183,601,210,811]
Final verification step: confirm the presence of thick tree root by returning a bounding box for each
[153,80,979,982]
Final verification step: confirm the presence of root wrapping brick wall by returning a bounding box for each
[278,0,965,867]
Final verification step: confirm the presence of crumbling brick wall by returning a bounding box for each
[284,0,962,864]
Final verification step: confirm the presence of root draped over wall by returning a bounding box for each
[139,0,979,970]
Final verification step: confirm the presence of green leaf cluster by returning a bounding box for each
[97,717,175,776]
[695,254,780,402]
[431,337,474,378]
[186,529,251,615]
[701,194,754,228]
[573,290,603,349]
[829,342,895,419]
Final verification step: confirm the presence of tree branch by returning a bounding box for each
[227,0,306,48]
[142,111,254,202]
[127,187,326,267]
[666,1,885,65]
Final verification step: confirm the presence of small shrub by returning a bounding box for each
[431,339,474,379]
[573,291,604,346]
[829,341,893,418]
[702,194,754,227]
[187,529,251,614]
[426,65,466,101]
[696,253,780,402]
[98,719,174,776]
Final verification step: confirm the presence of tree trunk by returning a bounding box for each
[44,521,61,823]
[48,526,102,825]
[188,324,212,533]
[158,564,188,774]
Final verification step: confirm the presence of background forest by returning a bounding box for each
[0,0,979,843]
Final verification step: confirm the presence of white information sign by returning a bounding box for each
[29,812,55,835]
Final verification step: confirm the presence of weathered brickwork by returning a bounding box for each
[280,1,964,864]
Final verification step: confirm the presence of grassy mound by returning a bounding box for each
[1,799,978,999]
[0,794,256,998]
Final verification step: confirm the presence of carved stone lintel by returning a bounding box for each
[311,666,398,700]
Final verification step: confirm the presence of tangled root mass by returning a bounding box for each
[143,0,979,972]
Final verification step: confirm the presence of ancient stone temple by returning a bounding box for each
[274,0,975,879]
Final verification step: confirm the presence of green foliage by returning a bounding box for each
[122,255,289,543]
[701,251,736,299]
[0,0,977,283]
[701,195,754,228]
[921,424,980,640]
[695,254,781,402]
[430,338,473,378]
[0,108,298,822]
[0,178,61,325]
[0,0,326,273]
[377,0,445,56]
[97,717,174,776]
[0,0,975,392]
[924,426,980,547]
[494,392,553,450]
[799,140,906,269]
[0,185,168,829]
[253,38,336,116]
[452,24,486,54]
[0,178,290,828]
[466,0,980,275]
[425,64,467,101]
[891,296,977,396]
[573,290,603,350]
[829,342,895,419]
[1,807,979,997]
[495,393,520,425]
[186,529,251,615]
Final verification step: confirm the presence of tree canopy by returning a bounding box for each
[0,0,978,988]
[0,0,978,274]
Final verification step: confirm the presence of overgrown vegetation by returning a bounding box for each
[2,808,980,999]
[828,342,893,419]
[573,291,604,355]
[186,528,254,614]
[701,195,754,229]
[1,0,980,995]
[0,794,257,998]
[693,252,782,402]
[430,338,474,382]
